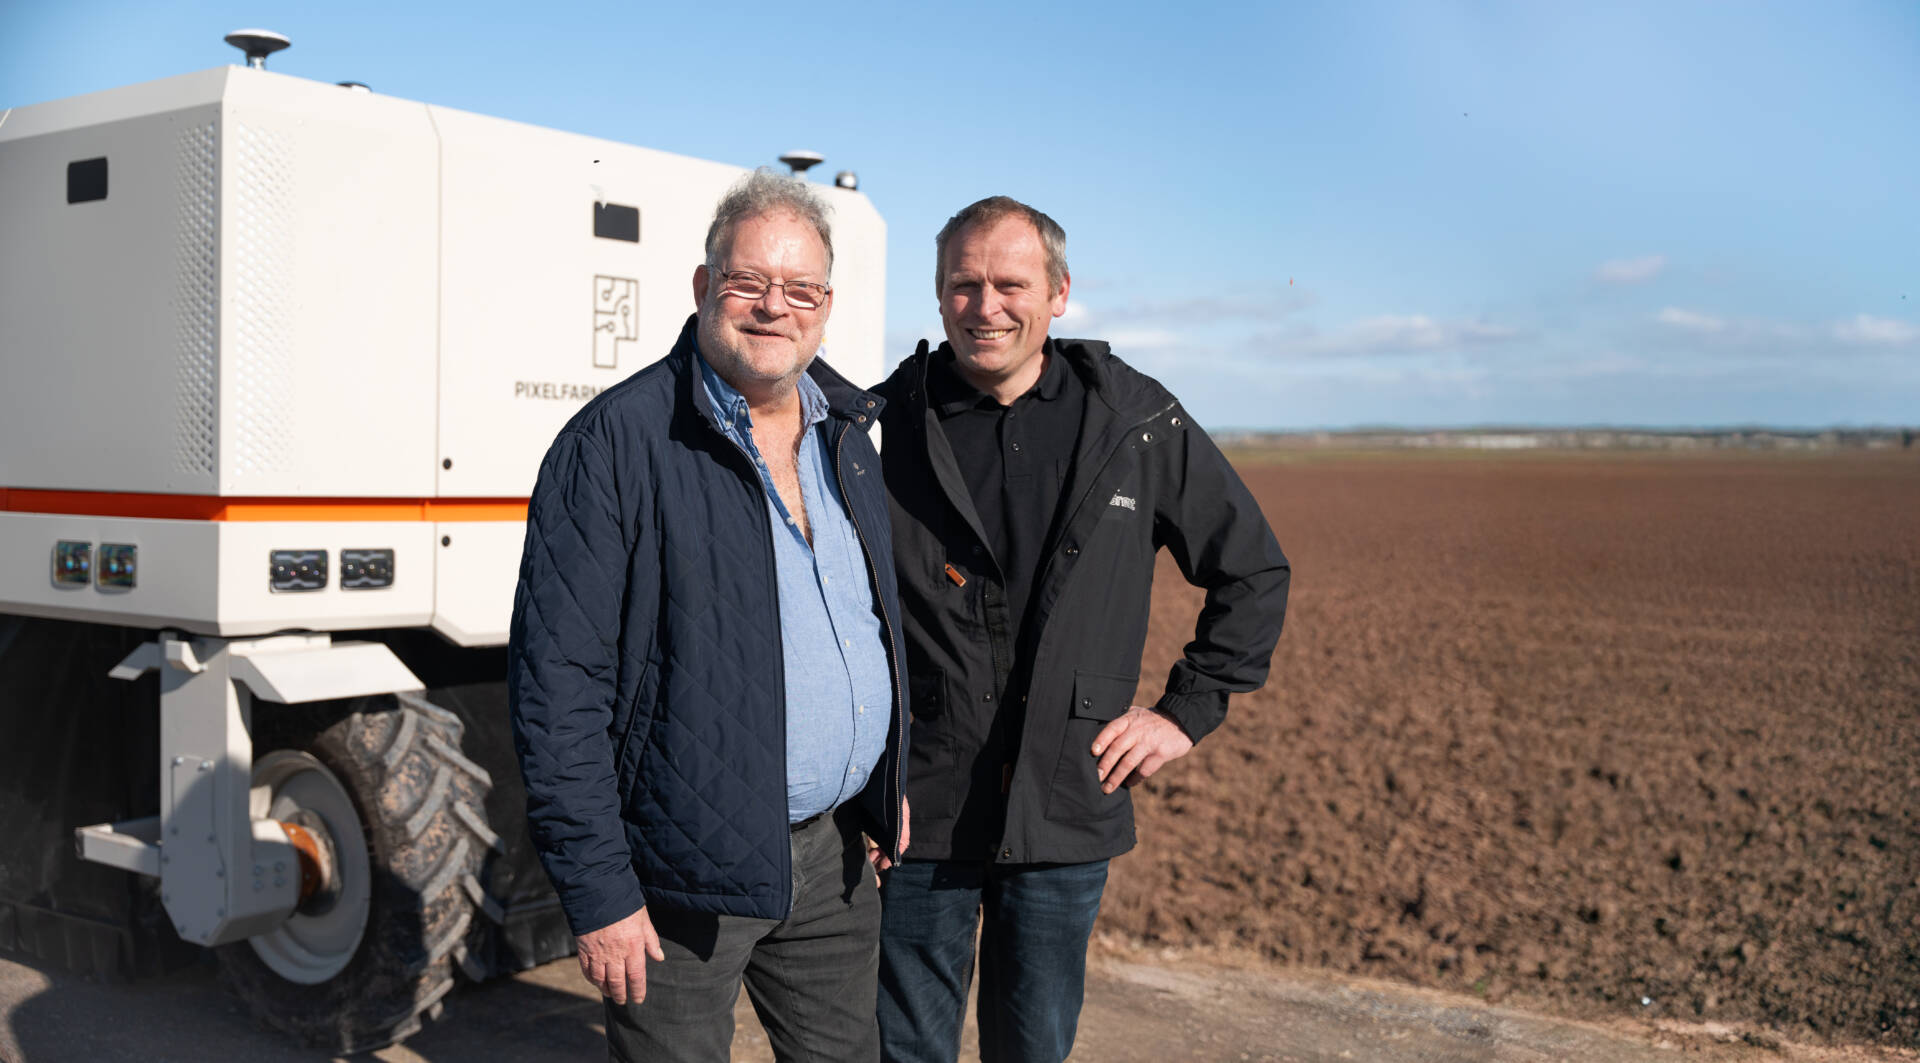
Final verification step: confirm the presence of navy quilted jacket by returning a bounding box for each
[508,315,906,936]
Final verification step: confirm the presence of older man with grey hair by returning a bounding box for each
[509,170,908,1062]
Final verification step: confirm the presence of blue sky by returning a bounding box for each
[5,1,1915,429]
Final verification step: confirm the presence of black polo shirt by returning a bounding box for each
[928,340,1086,650]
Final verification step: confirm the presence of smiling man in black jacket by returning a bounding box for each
[872,197,1290,1063]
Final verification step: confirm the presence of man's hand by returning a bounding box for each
[870,797,911,873]
[1091,706,1194,792]
[575,906,666,1005]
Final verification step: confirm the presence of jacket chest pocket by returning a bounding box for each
[1045,670,1137,822]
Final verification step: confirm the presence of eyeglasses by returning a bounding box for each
[709,268,831,310]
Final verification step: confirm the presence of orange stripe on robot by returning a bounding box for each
[0,489,528,522]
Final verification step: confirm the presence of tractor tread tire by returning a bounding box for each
[217,694,498,1054]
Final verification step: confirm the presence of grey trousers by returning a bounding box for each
[605,806,881,1063]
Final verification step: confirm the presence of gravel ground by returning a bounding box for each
[4,944,1911,1063]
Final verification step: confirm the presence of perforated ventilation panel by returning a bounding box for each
[231,122,293,477]
[172,122,218,477]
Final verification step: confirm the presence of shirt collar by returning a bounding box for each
[696,342,831,432]
[928,337,1065,415]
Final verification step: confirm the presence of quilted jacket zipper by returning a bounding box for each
[834,419,908,861]
[702,413,794,915]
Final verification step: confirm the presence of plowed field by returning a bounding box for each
[1107,450,1920,1047]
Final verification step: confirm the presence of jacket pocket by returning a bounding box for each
[908,667,946,721]
[904,666,958,820]
[1068,671,1133,724]
[1045,670,1138,823]
[613,657,659,797]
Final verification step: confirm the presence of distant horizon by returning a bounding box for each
[1219,423,1920,435]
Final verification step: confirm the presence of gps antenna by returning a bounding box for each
[224,29,291,69]
[779,151,825,178]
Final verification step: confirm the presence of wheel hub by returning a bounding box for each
[244,750,371,984]
[278,810,342,915]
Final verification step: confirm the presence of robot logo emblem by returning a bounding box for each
[593,276,639,368]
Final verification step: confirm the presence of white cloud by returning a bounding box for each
[884,319,945,363]
[1554,354,1651,377]
[1102,328,1182,350]
[1102,291,1315,323]
[1656,307,1726,334]
[1595,255,1667,284]
[1053,291,1313,356]
[1642,308,1913,364]
[1346,314,1518,350]
[1253,314,1521,360]
[1832,314,1919,345]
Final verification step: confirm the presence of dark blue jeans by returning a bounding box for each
[877,858,1109,1063]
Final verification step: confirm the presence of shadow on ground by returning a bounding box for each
[10,945,1901,1063]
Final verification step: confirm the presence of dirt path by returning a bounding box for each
[3,945,1907,1063]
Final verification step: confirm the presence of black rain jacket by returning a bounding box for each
[874,338,1289,863]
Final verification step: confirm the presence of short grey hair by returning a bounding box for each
[934,196,1068,296]
[705,169,835,276]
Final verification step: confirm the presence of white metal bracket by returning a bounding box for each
[76,632,425,947]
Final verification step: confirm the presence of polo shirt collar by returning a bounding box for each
[929,337,1065,414]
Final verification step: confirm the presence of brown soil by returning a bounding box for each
[1107,450,1920,1049]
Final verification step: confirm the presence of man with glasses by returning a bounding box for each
[510,170,907,1062]
[871,197,1290,1063]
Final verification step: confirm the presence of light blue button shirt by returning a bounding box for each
[699,352,892,823]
